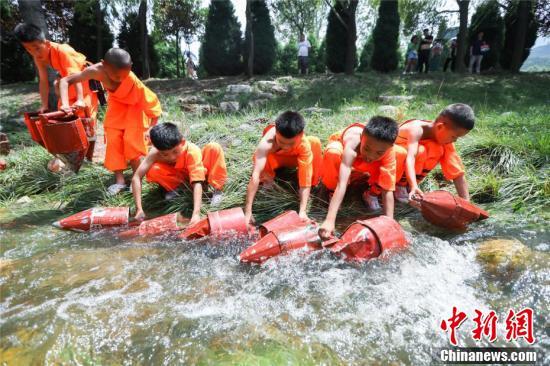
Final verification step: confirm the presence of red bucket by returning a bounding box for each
[119,213,189,238]
[240,223,321,264]
[328,216,409,261]
[179,207,250,240]
[420,190,489,230]
[24,111,45,146]
[53,207,130,232]
[258,210,301,237]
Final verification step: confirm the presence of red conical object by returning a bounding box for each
[328,216,409,261]
[258,210,301,237]
[38,111,89,173]
[53,207,130,232]
[179,207,250,240]
[0,158,6,171]
[420,190,489,230]
[119,213,189,238]
[24,111,45,147]
[240,223,321,264]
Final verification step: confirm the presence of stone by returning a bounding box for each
[271,85,288,95]
[223,93,239,101]
[179,95,205,104]
[16,196,32,205]
[377,105,400,118]
[343,106,365,112]
[476,238,532,276]
[256,80,278,91]
[219,101,240,113]
[378,95,415,103]
[276,76,293,83]
[226,84,252,94]
[189,123,207,130]
[181,103,216,115]
[248,99,269,108]
[300,107,332,114]
[253,92,275,99]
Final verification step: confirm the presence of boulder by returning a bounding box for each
[300,107,332,114]
[181,103,216,115]
[179,95,205,105]
[378,95,415,103]
[219,101,240,113]
[226,84,252,94]
[271,85,289,95]
[476,238,532,276]
[256,80,278,91]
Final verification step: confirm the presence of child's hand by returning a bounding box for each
[298,211,311,223]
[408,186,424,201]
[38,105,49,114]
[134,209,146,221]
[60,104,73,115]
[318,220,335,241]
[244,211,255,226]
[189,213,201,227]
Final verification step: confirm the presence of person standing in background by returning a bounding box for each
[417,29,433,73]
[297,34,311,75]
[430,39,444,71]
[444,38,457,72]
[469,32,484,74]
[403,35,419,74]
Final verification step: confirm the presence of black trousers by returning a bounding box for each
[417,50,430,73]
[444,57,456,72]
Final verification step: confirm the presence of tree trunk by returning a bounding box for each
[344,0,358,75]
[455,0,469,73]
[246,0,254,78]
[95,0,103,62]
[510,0,530,73]
[138,0,150,79]
[18,0,58,109]
[175,34,180,78]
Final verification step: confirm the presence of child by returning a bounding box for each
[131,123,227,225]
[59,48,162,195]
[394,103,474,204]
[244,111,322,225]
[403,35,418,74]
[318,116,406,240]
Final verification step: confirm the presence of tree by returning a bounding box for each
[244,0,276,75]
[153,0,203,78]
[455,1,470,73]
[138,0,149,79]
[371,0,399,73]
[269,0,326,40]
[118,12,159,78]
[68,0,114,63]
[18,0,57,108]
[468,0,504,70]
[501,0,538,71]
[200,0,243,76]
[535,0,549,36]
[357,34,373,72]
[437,17,448,39]
[274,40,298,75]
[400,0,444,36]
[325,0,358,74]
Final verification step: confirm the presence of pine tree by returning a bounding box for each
[118,12,159,78]
[468,0,504,70]
[314,39,327,73]
[274,40,298,75]
[200,0,243,76]
[325,1,347,73]
[500,0,538,70]
[371,0,400,72]
[68,0,114,63]
[244,0,276,75]
[357,35,374,72]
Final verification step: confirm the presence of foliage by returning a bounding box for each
[357,34,373,72]
[200,0,243,76]
[307,34,325,74]
[273,40,298,75]
[244,0,277,75]
[371,0,400,72]
[325,1,348,73]
[118,12,159,78]
[500,0,539,70]
[151,32,178,78]
[268,0,326,40]
[399,0,444,36]
[467,0,504,70]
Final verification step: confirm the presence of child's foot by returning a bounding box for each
[394,185,409,203]
[164,190,180,201]
[107,183,127,196]
[362,191,381,212]
[210,190,224,206]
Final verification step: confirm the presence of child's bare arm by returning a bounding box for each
[453,174,470,201]
[35,60,49,112]
[404,125,424,199]
[131,152,157,220]
[244,140,270,224]
[59,66,99,110]
[190,182,203,225]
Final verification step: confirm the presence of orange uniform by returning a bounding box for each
[322,123,407,195]
[146,141,227,191]
[49,42,98,118]
[257,125,322,188]
[396,119,465,187]
[103,71,162,172]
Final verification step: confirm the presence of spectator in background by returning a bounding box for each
[403,35,419,74]
[444,38,457,72]
[417,28,433,73]
[297,34,311,75]
[469,32,485,74]
[430,39,444,71]
[185,51,198,80]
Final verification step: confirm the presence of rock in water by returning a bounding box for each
[226,84,252,94]
[220,101,240,113]
[476,238,532,277]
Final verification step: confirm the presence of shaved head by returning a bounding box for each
[103,48,132,69]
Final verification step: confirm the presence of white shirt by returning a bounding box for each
[298,40,311,57]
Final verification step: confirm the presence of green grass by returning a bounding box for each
[1,72,548,221]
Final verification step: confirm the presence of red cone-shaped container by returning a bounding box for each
[179,207,250,240]
[37,111,89,172]
[420,190,489,230]
[53,207,130,232]
[258,210,301,237]
[119,213,189,238]
[329,216,409,261]
[24,111,45,147]
[240,223,321,264]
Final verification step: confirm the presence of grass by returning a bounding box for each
[1,72,548,221]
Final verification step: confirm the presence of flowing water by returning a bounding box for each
[0,204,548,365]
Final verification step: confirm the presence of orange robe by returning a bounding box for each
[103,71,162,172]
[255,125,322,188]
[395,119,465,186]
[146,141,227,191]
[322,123,407,195]
[48,42,98,118]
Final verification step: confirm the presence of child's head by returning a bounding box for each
[13,23,49,62]
[434,103,475,144]
[102,48,132,82]
[411,35,418,43]
[274,111,305,151]
[149,123,184,162]
[360,116,398,163]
